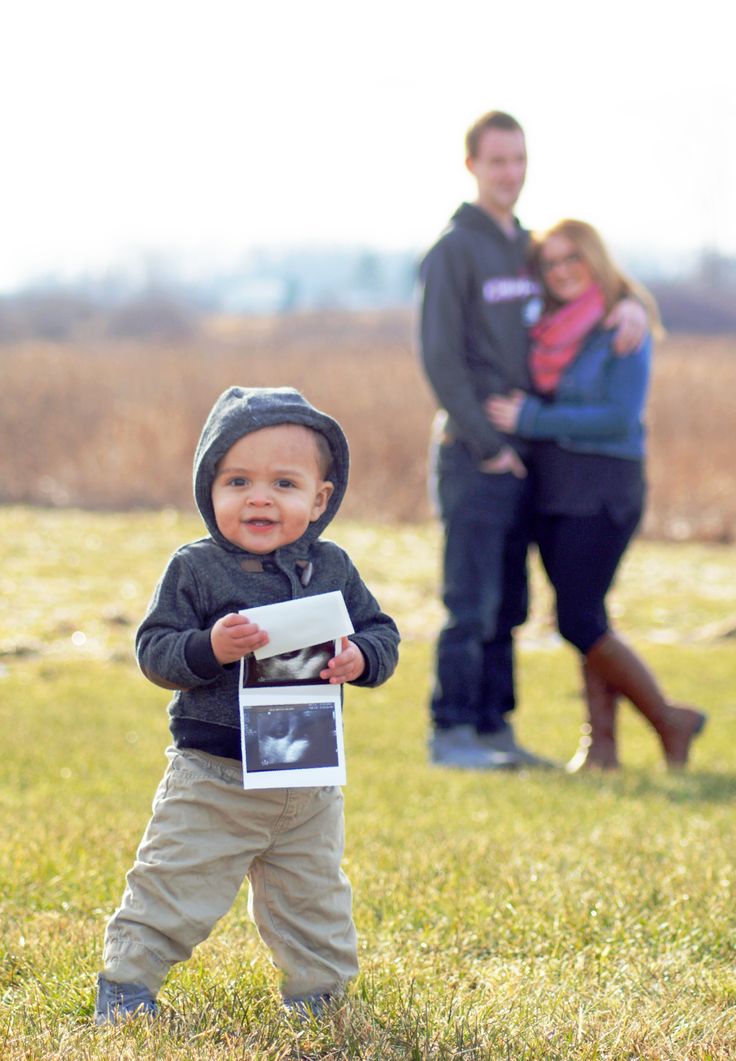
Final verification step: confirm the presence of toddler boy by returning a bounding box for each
[95,385,400,1023]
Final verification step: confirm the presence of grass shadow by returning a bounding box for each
[566,767,736,806]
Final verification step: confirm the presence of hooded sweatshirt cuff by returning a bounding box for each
[184,629,225,680]
[348,635,382,687]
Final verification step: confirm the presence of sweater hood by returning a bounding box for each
[450,201,525,243]
[193,386,349,553]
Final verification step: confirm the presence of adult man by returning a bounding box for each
[419,110,642,769]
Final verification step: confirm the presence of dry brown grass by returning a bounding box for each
[1,311,734,538]
[643,335,736,540]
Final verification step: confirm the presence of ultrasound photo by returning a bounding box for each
[242,701,339,774]
[248,640,334,687]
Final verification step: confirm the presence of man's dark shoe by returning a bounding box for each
[430,724,517,769]
[479,724,558,768]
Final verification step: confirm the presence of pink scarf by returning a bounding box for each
[530,284,606,394]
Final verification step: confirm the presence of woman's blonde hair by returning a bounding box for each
[529,219,662,334]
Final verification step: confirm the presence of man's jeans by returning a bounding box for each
[431,437,532,733]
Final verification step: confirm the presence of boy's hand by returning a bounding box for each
[211,613,269,665]
[320,636,366,684]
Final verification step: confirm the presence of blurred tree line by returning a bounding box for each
[1,247,734,343]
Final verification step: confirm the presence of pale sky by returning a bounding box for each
[1,0,733,289]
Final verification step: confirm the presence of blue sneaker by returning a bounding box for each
[283,992,332,1021]
[95,974,159,1024]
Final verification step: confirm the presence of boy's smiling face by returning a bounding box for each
[211,424,334,554]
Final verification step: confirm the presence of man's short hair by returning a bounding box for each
[465,111,524,159]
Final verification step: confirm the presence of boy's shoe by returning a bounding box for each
[283,992,332,1021]
[479,724,557,769]
[95,974,159,1024]
[429,724,516,769]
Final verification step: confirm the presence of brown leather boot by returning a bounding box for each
[566,659,619,772]
[586,632,707,769]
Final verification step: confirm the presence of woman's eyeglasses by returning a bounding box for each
[539,252,583,274]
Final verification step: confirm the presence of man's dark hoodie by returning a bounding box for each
[419,202,540,460]
[136,386,400,761]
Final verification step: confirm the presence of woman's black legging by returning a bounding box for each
[534,509,641,654]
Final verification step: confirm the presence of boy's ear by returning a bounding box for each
[310,480,334,521]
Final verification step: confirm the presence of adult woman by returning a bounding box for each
[487,219,706,771]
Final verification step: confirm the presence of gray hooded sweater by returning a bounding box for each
[136,386,400,760]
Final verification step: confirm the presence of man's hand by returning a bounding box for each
[605,297,648,355]
[485,390,526,434]
[320,636,366,684]
[211,613,269,665]
[479,444,526,479]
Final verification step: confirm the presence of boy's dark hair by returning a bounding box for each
[465,110,524,159]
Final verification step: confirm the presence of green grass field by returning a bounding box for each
[1,507,735,1059]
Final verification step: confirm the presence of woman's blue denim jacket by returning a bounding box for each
[515,328,651,460]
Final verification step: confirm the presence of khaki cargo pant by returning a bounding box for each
[102,747,358,1001]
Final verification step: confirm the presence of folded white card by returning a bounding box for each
[241,591,354,660]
